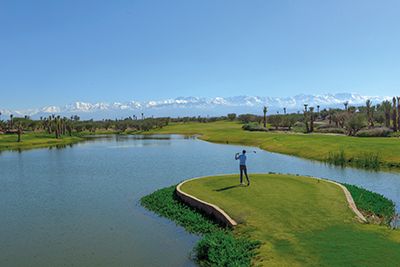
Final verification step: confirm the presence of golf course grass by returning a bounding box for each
[180,174,400,266]
[149,121,400,170]
[0,133,83,151]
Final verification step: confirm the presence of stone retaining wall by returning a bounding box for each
[176,176,237,227]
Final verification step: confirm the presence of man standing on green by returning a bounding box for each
[235,150,250,186]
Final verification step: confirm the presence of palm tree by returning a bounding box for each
[263,106,268,128]
[16,122,23,142]
[10,114,14,129]
[328,109,334,125]
[365,99,374,128]
[393,97,398,131]
[303,104,309,133]
[397,97,400,132]
[344,101,349,112]
[283,107,286,115]
[382,100,391,128]
[309,107,315,132]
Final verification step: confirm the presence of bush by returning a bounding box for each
[342,183,396,225]
[292,122,306,133]
[238,114,260,124]
[242,123,268,132]
[390,131,400,137]
[316,127,346,134]
[355,127,393,137]
[316,123,336,129]
[345,113,367,136]
[227,113,237,121]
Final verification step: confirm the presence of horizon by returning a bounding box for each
[0,92,393,119]
[1,0,400,109]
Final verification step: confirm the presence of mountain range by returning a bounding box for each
[0,93,390,119]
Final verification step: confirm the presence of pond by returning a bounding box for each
[0,135,399,266]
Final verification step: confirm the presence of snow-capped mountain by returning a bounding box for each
[0,93,391,119]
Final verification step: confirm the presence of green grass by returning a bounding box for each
[0,132,84,151]
[140,186,260,266]
[343,183,396,225]
[180,174,400,266]
[148,121,400,170]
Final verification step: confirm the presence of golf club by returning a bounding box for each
[235,150,257,154]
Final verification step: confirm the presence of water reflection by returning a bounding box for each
[0,134,399,266]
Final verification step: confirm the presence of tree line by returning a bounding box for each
[239,97,400,136]
[0,113,230,142]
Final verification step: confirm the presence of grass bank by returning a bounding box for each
[148,121,400,170]
[140,186,260,266]
[0,133,84,151]
[179,174,400,266]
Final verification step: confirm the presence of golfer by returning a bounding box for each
[235,150,250,186]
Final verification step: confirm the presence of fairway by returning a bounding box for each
[180,174,400,266]
[0,133,83,151]
[150,121,400,170]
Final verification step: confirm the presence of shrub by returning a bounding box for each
[294,121,305,127]
[355,127,393,137]
[242,123,268,132]
[292,122,306,133]
[238,114,260,124]
[342,183,396,225]
[345,113,367,136]
[316,127,346,134]
[390,131,400,137]
[227,113,237,121]
[316,123,336,129]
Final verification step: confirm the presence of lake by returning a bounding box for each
[0,135,399,266]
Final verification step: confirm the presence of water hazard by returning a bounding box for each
[0,135,399,266]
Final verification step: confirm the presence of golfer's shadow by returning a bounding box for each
[215,184,241,192]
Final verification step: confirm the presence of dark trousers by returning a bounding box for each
[240,165,250,184]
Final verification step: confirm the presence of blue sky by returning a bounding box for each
[1,0,400,109]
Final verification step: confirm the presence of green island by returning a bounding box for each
[142,174,400,266]
[148,121,400,170]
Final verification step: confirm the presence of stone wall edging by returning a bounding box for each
[176,174,238,227]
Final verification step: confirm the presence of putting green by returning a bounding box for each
[180,174,400,266]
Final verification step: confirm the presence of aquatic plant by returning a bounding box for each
[326,149,346,167]
[195,231,260,267]
[326,150,380,170]
[342,183,396,225]
[140,186,260,266]
[353,152,380,170]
